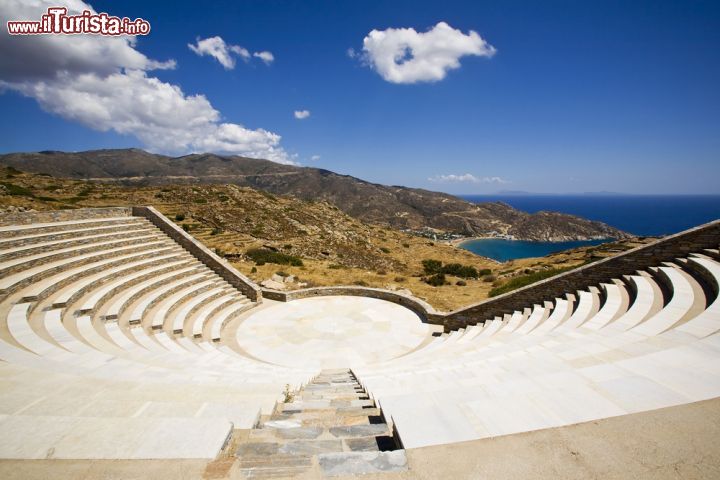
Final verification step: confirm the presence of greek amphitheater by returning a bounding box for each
[0,206,719,479]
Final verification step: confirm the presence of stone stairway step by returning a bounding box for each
[237,454,312,479]
[345,436,386,452]
[233,368,403,478]
[280,440,344,456]
[329,424,390,438]
[318,450,408,476]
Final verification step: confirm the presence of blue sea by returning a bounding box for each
[458,195,720,261]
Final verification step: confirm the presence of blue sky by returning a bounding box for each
[1,0,719,194]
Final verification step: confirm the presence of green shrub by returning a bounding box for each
[210,227,222,235]
[394,276,406,282]
[0,182,34,197]
[181,223,190,232]
[250,267,257,273]
[441,263,479,279]
[402,243,410,248]
[422,259,479,278]
[478,268,492,276]
[175,213,185,221]
[246,248,303,267]
[354,280,369,287]
[456,280,467,286]
[328,264,343,269]
[424,273,447,287]
[422,259,443,275]
[489,266,576,297]
[482,274,497,283]
[380,247,390,254]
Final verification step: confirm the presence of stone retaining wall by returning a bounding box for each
[262,286,438,320]
[132,206,262,302]
[0,207,131,226]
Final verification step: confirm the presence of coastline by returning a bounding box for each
[448,235,498,247]
[451,235,618,248]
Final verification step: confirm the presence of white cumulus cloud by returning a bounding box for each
[294,110,311,119]
[188,36,274,69]
[188,36,249,69]
[428,174,508,184]
[310,154,321,161]
[253,51,274,65]
[0,0,294,164]
[358,21,495,84]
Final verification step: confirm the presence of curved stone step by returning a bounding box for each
[582,280,630,330]
[632,266,706,336]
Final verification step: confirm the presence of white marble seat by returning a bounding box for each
[101,265,203,320]
[0,232,167,278]
[146,279,221,328]
[0,216,144,236]
[676,257,720,337]
[167,287,235,333]
[583,280,629,330]
[16,245,181,303]
[125,273,212,324]
[56,254,188,311]
[0,226,156,261]
[208,301,253,340]
[187,293,246,337]
[0,220,147,248]
[0,239,170,294]
[631,266,705,335]
[555,287,600,331]
[608,273,663,331]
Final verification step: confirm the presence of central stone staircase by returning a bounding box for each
[235,369,408,478]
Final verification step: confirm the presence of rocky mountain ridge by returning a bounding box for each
[0,149,630,241]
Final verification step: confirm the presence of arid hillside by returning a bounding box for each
[0,167,651,311]
[0,149,630,241]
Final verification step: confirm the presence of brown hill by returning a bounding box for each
[0,149,630,241]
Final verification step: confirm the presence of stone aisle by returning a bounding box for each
[235,369,407,478]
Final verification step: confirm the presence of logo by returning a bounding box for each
[7,7,151,36]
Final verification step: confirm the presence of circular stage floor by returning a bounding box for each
[235,296,431,369]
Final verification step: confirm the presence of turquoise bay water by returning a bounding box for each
[459,238,607,262]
